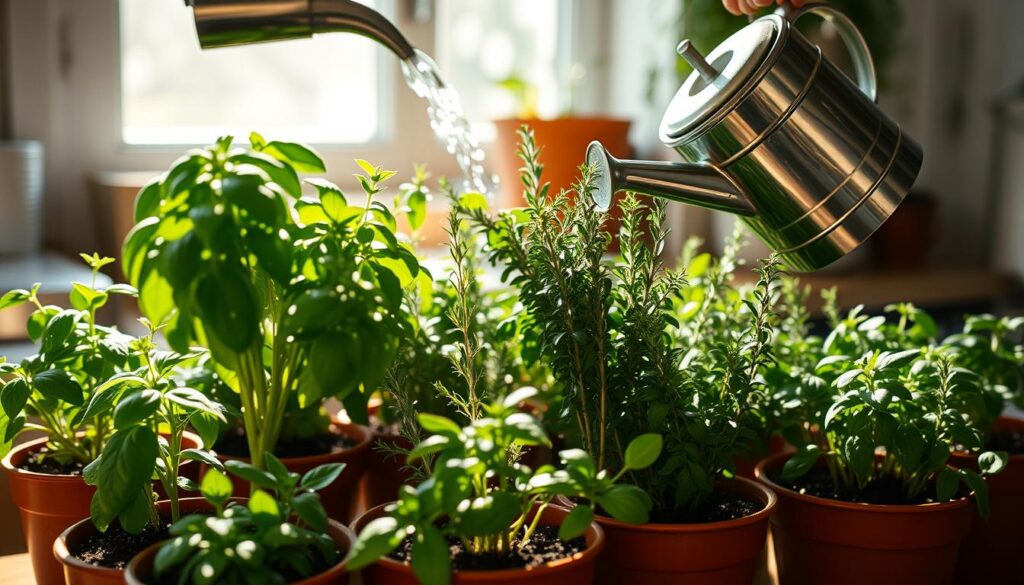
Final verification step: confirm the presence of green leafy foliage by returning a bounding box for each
[154,454,344,585]
[0,257,139,462]
[769,290,1016,514]
[83,320,224,532]
[124,135,422,471]
[460,127,776,515]
[349,398,659,585]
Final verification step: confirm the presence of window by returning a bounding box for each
[435,0,569,140]
[119,0,389,146]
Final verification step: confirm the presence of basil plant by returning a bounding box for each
[349,388,662,585]
[123,133,423,471]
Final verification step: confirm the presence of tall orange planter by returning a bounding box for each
[2,434,200,585]
[950,416,1024,584]
[352,502,604,585]
[756,453,974,585]
[492,118,631,207]
[559,477,774,585]
[125,507,355,585]
[211,421,372,524]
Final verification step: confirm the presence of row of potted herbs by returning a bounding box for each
[1,128,1021,585]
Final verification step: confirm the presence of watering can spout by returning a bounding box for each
[586,142,754,217]
[187,0,415,60]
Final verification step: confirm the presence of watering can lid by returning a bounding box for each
[660,17,779,143]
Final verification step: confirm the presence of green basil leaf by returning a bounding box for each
[595,484,652,525]
[32,370,84,406]
[349,516,405,570]
[1,378,30,419]
[300,463,346,492]
[224,460,277,489]
[113,389,162,429]
[248,489,280,518]
[194,269,259,354]
[291,492,328,532]
[978,451,1008,475]
[936,468,959,502]
[558,504,594,541]
[264,141,326,174]
[417,413,462,437]
[411,526,450,585]
[230,152,301,198]
[89,426,158,531]
[456,493,520,537]
[780,444,821,482]
[624,433,663,471]
[200,468,233,507]
[0,288,31,311]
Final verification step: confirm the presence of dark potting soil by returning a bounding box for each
[19,449,85,475]
[388,525,585,572]
[214,427,356,459]
[771,467,942,505]
[647,490,763,524]
[72,522,168,569]
[988,429,1024,455]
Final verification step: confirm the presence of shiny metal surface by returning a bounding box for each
[189,0,415,59]
[592,4,920,272]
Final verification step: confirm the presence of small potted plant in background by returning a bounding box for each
[53,318,224,585]
[0,254,144,585]
[124,134,423,521]
[462,128,777,584]
[491,70,631,208]
[126,455,354,585]
[757,298,1008,585]
[349,390,661,585]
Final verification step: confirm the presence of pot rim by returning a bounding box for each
[123,515,355,585]
[3,431,203,482]
[555,476,776,533]
[53,496,217,577]
[951,415,1024,462]
[214,421,374,467]
[755,451,974,513]
[351,501,605,579]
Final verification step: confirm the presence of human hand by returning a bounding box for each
[722,0,808,17]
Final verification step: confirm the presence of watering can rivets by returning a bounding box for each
[676,39,719,83]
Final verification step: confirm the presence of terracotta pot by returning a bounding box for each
[733,434,792,480]
[211,421,372,524]
[756,452,974,585]
[557,477,774,585]
[352,502,604,584]
[54,497,221,585]
[2,433,200,585]
[493,117,631,206]
[124,508,355,585]
[950,416,1024,584]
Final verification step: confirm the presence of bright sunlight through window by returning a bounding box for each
[119,0,386,145]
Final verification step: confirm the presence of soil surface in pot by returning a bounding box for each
[214,427,356,458]
[647,490,762,524]
[19,447,85,475]
[388,525,584,571]
[770,467,946,505]
[72,522,168,569]
[987,429,1024,454]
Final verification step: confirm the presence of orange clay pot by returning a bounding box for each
[124,508,355,585]
[493,117,631,213]
[2,433,200,585]
[351,502,604,585]
[950,416,1024,585]
[210,421,372,524]
[54,497,222,585]
[558,477,774,585]
[756,452,974,585]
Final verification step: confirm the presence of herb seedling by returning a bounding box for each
[154,454,345,584]
[349,390,661,585]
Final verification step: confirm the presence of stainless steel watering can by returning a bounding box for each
[587,3,922,271]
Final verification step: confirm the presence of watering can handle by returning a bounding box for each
[776,2,878,103]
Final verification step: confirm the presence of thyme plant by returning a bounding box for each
[462,127,777,517]
[124,134,421,471]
